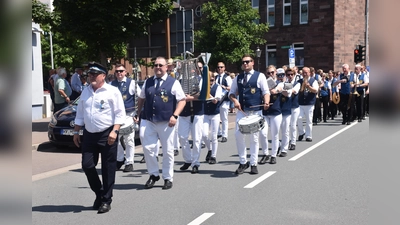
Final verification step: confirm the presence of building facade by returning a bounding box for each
[177,0,369,72]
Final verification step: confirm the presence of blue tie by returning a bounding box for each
[243,73,249,86]
[155,77,161,90]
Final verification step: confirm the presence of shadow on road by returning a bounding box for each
[37,143,81,153]
[32,205,93,213]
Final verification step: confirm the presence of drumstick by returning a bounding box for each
[249,103,273,108]
[238,108,248,116]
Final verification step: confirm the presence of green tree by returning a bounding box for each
[195,0,268,68]
[53,0,174,66]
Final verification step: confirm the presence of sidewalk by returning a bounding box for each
[31,112,238,151]
[32,117,52,150]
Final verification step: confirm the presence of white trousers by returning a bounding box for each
[290,107,300,145]
[280,114,291,153]
[117,131,135,165]
[218,101,229,138]
[297,105,315,139]
[202,114,220,157]
[235,110,262,166]
[173,118,180,150]
[178,115,204,167]
[260,114,282,157]
[140,119,175,181]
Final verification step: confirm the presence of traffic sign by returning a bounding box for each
[289,48,295,68]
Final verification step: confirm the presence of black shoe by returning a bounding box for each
[346,122,350,125]
[93,197,102,210]
[259,155,270,164]
[217,134,222,138]
[270,157,276,164]
[235,162,250,175]
[205,150,212,162]
[174,149,179,156]
[221,137,227,143]
[191,165,199,174]
[180,163,191,171]
[144,175,160,189]
[158,152,163,156]
[116,158,125,170]
[324,120,327,122]
[209,157,217,164]
[279,152,287,157]
[162,180,173,190]
[201,143,206,148]
[250,165,258,174]
[123,164,133,172]
[140,156,146,163]
[342,121,346,125]
[358,119,362,122]
[306,138,312,142]
[97,203,111,214]
[298,133,305,141]
[289,144,296,150]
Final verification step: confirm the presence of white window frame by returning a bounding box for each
[265,45,277,68]
[283,0,291,26]
[293,42,304,67]
[267,0,275,27]
[300,0,308,24]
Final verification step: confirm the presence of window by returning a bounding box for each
[267,0,275,27]
[266,45,277,68]
[252,0,260,24]
[293,43,304,67]
[283,0,291,26]
[300,0,308,24]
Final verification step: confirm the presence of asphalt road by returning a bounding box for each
[32,117,369,225]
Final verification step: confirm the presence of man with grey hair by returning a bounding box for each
[54,68,72,113]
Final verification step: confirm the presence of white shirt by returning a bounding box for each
[75,83,126,133]
[118,77,141,95]
[71,72,81,92]
[139,74,186,101]
[229,69,270,97]
[216,73,232,87]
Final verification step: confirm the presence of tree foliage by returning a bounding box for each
[53,0,173,65]
[195,0,268,67]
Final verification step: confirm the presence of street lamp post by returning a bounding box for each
[256,46,261,71]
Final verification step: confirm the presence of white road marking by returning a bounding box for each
[244,171,277,188]
[289,121,358,161]
[32,163,82,182]
[188,213,215,225]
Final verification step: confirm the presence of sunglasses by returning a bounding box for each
[242,60,253,64]
[217,66,224,69]
[115,70,125,73]
[277,73,285,77]
[286,73,294,76]
[154,64,165,68]
[210,79,215,81]
[267,71,275,75]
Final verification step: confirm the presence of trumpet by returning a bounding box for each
[300,78,309,92]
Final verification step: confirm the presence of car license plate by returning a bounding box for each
[61,129,83,136]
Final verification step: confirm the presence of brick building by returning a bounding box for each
[176,0,369,72]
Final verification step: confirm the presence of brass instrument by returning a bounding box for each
[347,75,359,109]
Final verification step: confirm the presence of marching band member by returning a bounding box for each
[229,55,270,175]
[354,64,369,122]
[278,68,294,157]
[319,73,332,123]
[215,61,232,143]
[178,63,205,174]
[297,67,319,142]
[328,70,338,120]
[259,67,284,164]
[202,72,223,164]
[333,64,354,125]
[111,64,139,173]
[288,68,301,150]
[136,57,186,190]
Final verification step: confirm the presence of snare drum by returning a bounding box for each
[119,116,135,135]
[237,115,265,134]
